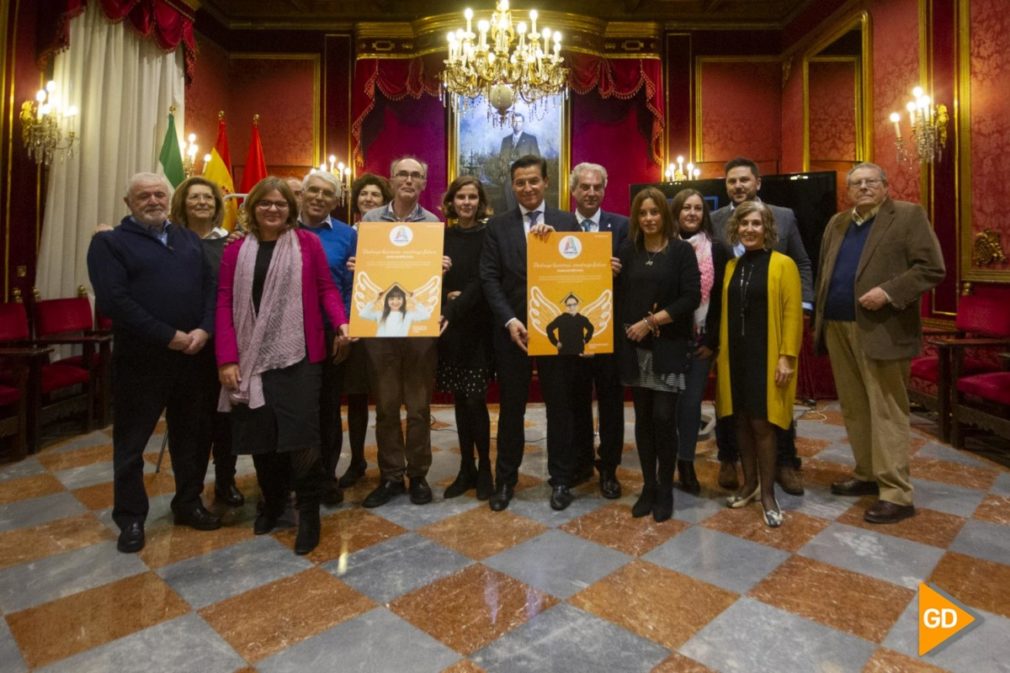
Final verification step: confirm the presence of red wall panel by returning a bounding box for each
[808,61,856,162]
[186,32,230,164]
[780,61,803,173]
[699,60,781,170]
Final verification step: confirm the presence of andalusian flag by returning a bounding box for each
[158,110,185,187]
[203,112,238,231]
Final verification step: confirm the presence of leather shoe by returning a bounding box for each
[653,489,674,522]
[117,521,145,553]
[443,467,476,499]
[489,483,514,511]
[550,484,574,511]
[321,481,345,506]
[254,511,279,535]
[599,469,621,499]
[174,504,221,531]
[215,483,245,507]
[409,477,433,505]
[831,478,879,496]
[718,461,739,491]
[338,461,367,488]
[362,479,405,508]
[294,505,321,555]
[864,500,915,524]
[631,487,655,518]
[775,466,805,496]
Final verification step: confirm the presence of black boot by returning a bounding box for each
[631,486,656,518]
[294,503,321,555]
[338,460,367,488]
[475,464,493,501]
[677,460,701,495]
[444,463,477,498]
[653,488,674,522]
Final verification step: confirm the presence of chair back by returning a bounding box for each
[34,297,93,338]
[0,303,30,341]
[954,292,1010,337]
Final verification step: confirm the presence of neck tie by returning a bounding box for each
[527,210,541,228]
[581,219,592,232]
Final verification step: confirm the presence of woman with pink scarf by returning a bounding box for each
[216,176,349,555]
[672,188,731,494]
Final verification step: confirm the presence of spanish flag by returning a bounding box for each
[203,112,238,231]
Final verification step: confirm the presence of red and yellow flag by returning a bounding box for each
[203,112,238,231]
[239,114,267,194]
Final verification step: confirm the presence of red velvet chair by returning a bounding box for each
[950,352,1010,449]
[910,291,1010,442]
[0,346,34,460]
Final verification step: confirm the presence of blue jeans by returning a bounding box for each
[675,352,713,461]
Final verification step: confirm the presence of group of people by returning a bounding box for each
[87,149,943,556]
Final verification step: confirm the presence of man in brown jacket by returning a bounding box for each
[814,162,945,524]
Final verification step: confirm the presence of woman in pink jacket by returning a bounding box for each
[216,176,349,555]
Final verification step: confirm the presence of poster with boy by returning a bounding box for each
[527,232,613,356]
[350,221,444,337]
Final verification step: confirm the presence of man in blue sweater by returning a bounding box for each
[88,172,220,553]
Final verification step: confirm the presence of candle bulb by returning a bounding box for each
[889,112,902,139]
[464,8,473,35]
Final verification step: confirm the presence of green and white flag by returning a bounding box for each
[158,111,185,188]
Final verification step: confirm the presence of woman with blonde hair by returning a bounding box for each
[716,200,802,528]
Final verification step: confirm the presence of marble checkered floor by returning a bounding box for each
[1,402,1009,673]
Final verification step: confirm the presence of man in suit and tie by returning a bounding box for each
[815,162,944,523]
[709,157,813,497]
[500,113,540,211]
[480,154,580,511]
[568,162,628,499]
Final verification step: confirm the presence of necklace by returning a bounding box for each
[737,256,756,337]
[644,241,667,266]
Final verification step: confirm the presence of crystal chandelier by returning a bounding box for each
[20,81,78,165]
[888,86,948,164]
[441,1,569,126]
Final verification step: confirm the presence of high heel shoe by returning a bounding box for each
[726,483,760,509]
[762,497,784,528]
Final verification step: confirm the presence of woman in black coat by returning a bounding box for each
[617,187,700,521]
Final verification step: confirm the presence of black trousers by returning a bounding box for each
[195,347,237,486]
[111,338,210,530]
[493,327,577,488]
[318,332,342,484]
[573,353,625,472]
[716,416,801,468]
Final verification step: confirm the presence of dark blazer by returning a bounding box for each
[813,197,945,360]
[711,202,814,305]
[616,237,701,379]
[578,210,629,256]
[499,132,540,161]
[480,205,580,328]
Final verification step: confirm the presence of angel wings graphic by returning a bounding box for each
[353,272,441,337]
[529,286,613,355]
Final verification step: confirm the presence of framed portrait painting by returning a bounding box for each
[449,95,569,216]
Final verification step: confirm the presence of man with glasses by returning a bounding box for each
[568,162,628,499]
[358,156,440,508]
[298,170,357,506]
[480,154,580,512]
[88,172,220,553]
[710,156,813,497]
[814,162,944,523]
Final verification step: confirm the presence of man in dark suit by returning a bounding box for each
[499,113,540,211]
[709,157,813,496]
[815,162,944,523]
[568,162,628,499]
[480,154,580,512]
[88,172,221,554]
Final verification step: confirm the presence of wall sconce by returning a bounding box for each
[664,155,700,182]
[20,81,78,165]
[318,154,352,206]
[889,86,948,164]
[182,133,209,177]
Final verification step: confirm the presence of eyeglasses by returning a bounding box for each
[256,200,290,211]
[394,170,425,181]
[848,178,883,188]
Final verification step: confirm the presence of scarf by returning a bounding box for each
[218,229,305,411]
[688,232,715,332]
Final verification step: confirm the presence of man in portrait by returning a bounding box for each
[499,113,540,211]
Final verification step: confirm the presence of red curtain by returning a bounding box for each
[38,0,197,79]
[351,52,665,196]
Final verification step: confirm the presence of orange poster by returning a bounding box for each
[350,221,444,338]
[527,232,614,356]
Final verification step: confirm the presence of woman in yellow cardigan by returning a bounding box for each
[716,201,803,527]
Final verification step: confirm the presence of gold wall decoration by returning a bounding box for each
[972,230,1006,267]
